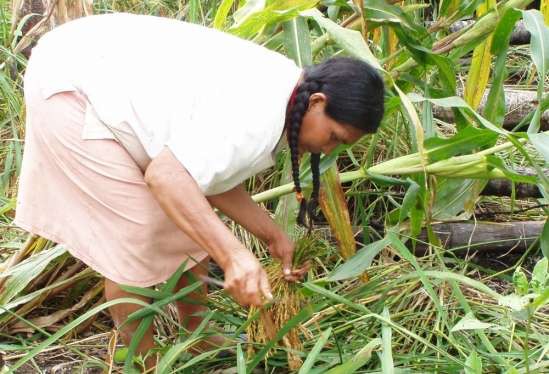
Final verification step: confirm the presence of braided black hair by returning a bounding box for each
[286,57,384,229]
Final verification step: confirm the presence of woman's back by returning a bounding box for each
[27,13,301,193]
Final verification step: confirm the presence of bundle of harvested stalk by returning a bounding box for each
[247,231,329,371]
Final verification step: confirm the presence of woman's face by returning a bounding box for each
[297,93,365,155]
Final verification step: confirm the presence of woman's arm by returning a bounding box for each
[144,147,272,307]
[207,184,295,276]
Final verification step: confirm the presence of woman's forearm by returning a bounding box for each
[144,149,245,270]
[207,184,283,245]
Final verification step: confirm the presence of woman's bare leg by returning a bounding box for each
[104,278,156,370]
[175,256,225,351]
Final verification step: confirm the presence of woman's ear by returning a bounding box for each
[307,92,327,112]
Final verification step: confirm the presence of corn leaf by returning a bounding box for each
[522,10,549,133]
[408,93,508,135]
[465,0,496,110]
[522,10,549,80]
[484,7,522,124]
[529,133,549,164]
[432,178,481,220]
[328,237,391,281]
[364,0,423,33]
[301,8,382,70]
[230,0,318,38]
[282,16,312,67]
[213,0,236,30]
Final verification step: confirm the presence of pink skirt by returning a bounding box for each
[14,62,208,287]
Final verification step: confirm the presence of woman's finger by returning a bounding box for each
[245,275,262,307]
[259,271,273,302]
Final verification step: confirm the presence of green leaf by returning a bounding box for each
[156,336,202,373]
[531,287,549,311]
[230,0,318,38]
[485,156,538,184]
[465,350,483,374]
[282,16,312,67]
[451,312,497,332]
[0,244,67,307]
[408,93,508,135]
[424,126,498,162]
[118,286,166,300]
[522,10,549,82]
[299,327,332,374]
[125,315,154,372]
[529,133,549,165]
[522,9,549,133]
[324,338,381,374]
[387,233,443,312]
[513,267,529,295]
[399,179,420,222]
[531,257,548,293]
[301,8,382,70]
[304,282,368,312]
[498,294,530,311]
[541,219,549,259]
[7,297,151,372]
[328,237,391,281]
[125,281,203,322]
[432,178,481,220]
[491,8,522,55]
[364,0,425,34]
[213,0,236,29]
[380,307,395,374]
[237,343,246,374]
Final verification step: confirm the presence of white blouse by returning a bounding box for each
[30,13,301,195]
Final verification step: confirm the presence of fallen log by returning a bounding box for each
[415,220,543,253]
[432,88,549,130]
[481,179,542,198]
[480,167,546,198]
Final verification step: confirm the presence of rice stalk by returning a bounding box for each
[247,231,329,371]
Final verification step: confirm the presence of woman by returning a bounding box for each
[15,12,384,362]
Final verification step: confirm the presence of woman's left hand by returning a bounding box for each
[268,232,309,282]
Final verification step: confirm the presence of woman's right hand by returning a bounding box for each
[223,249,273,307]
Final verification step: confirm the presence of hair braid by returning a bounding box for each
[308,152,321,222]
[287,77,323,229]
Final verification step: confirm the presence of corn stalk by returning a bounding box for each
[252,135,534,204]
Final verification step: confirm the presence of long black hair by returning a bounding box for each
[285,57,384,228]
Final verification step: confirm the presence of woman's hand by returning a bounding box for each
[268,232,309,282]
[223,248,272,307]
